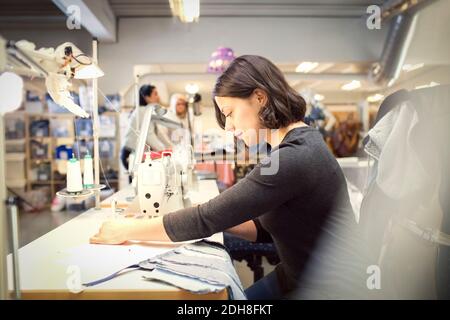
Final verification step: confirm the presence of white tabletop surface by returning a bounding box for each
[7,180,225,299]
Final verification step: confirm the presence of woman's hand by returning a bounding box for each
[90,219,136,245]
[89,216,172,245]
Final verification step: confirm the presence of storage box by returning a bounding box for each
[74,118,93,137]
[99,114,116,138]
[30,119,50,137]
[25,91,44,113]
[30,140,49,159]
[51,118,74,137]
[4,116,25,139]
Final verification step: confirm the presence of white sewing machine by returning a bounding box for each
[126,105,197,217]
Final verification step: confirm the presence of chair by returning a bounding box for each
[224,233,280,283]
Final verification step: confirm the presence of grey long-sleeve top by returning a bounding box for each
[163,126,366,296]
[123,105,171,152]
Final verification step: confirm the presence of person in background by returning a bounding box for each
[156,93,193,147]
[330,113,360,157]
[120,84,170,173]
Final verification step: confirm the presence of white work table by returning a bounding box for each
[7,179,227,299]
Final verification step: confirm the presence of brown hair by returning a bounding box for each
[213,55,306,129]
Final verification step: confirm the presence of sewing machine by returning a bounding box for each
[126,105,197,217]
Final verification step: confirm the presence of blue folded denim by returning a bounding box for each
[83,240,246,300]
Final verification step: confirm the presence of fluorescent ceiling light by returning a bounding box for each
[170,0,200,23]
[387,78,396,87]
[314,94,324,101]
[185,83,199,94]
[402,63,424,72]
[415,81,440,90]
[295,62,319,73]
[341,80,361,91]
[367,93,384,103]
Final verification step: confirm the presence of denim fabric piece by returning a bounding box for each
[84,240,245,299]
[142,268,226,295]
[139,250,246,300]
[147,247,244,296]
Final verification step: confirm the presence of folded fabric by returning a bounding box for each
[140,242,245,299]
[83,240,246,300]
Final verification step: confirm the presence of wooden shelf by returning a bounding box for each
[5,138,26,144]
[30,158,52,162]
[30,181,52,185]
[27,113,75,118]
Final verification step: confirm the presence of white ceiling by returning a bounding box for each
[134,61,440,105]
[2,0,448,104]
[109,0,384,18]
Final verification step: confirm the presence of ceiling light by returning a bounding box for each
[367,93,384,103]
[185,83,199,94]
[314,94,324,101]
[387,78,396,87]
[341,80,361,91]
[415,81,440,90]
[295,62,319,73]
[402,63,424,72]
[169,0,200,23]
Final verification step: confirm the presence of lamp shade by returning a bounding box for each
[0,72,23,114]
[74,63,104,79]
[207,47,236,74]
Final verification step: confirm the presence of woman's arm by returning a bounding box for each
[90,217,170,245]
[162,146,307,242]
[90,217,258,245]
[91,145,306,245]
[225,220,257,242]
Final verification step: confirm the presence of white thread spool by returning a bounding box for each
[67,155,83,193]
[83,154,94,188]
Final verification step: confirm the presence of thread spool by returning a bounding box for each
[83,154,94,188]
[67,154,83,193]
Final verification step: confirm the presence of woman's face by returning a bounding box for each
[176,98,187,115]
[215,90,266,146]
[147,89,160,104]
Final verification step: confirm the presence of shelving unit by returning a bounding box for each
[4,110,121,208]
[4,112,27,192]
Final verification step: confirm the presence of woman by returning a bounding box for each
[120,84,170,172]
[156,93,193,147]
[92,55,367,299]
